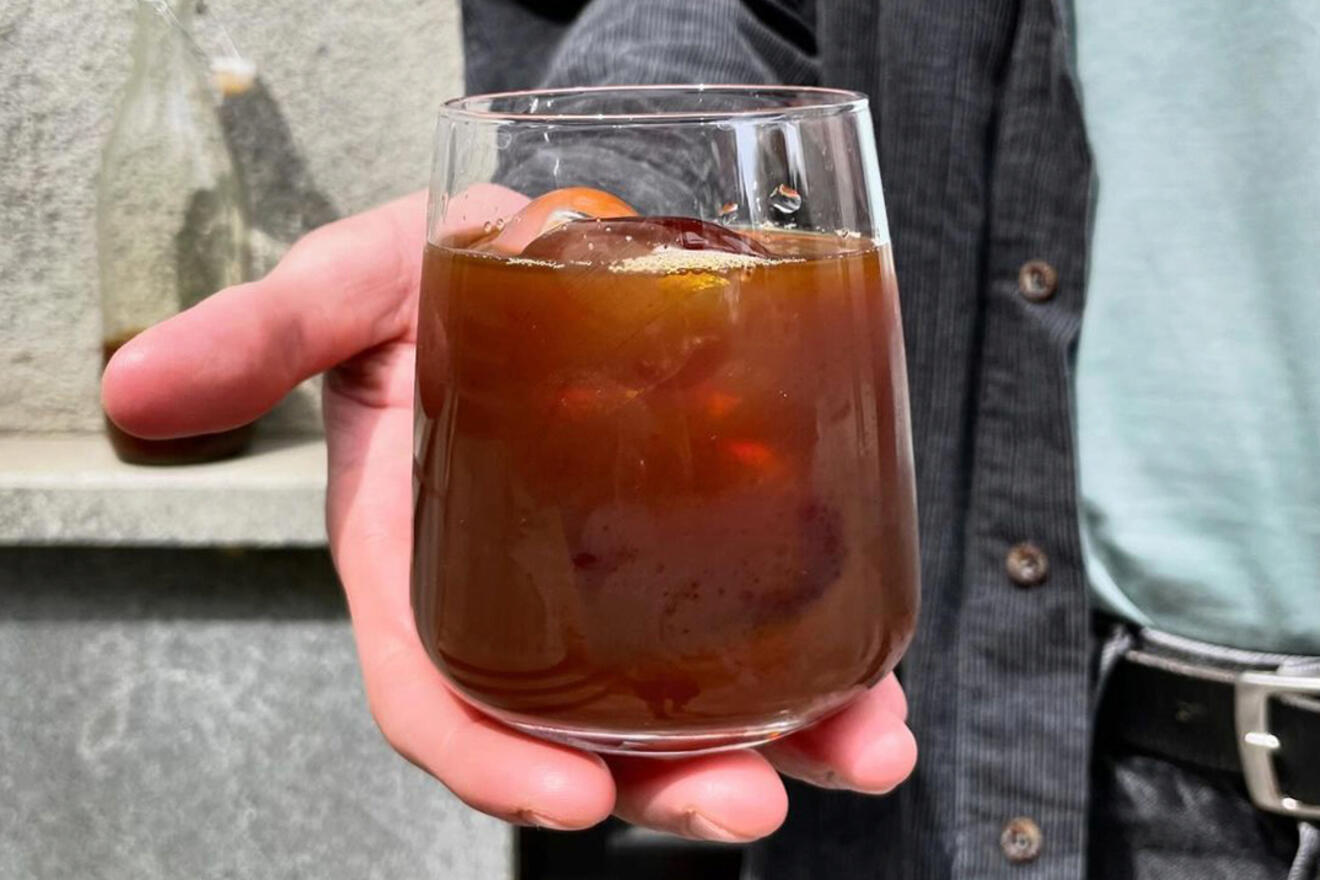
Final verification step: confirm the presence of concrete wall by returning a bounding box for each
[0,5,517,878]
[0,0,464,435]
[0,547,513,879]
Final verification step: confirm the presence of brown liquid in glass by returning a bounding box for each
[413,221,919,738]
[102,334,254,465]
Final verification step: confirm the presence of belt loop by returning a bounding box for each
[1287,821,1320,880]
[1092,621,1135,720]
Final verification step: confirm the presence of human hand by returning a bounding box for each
[101,187,917,841]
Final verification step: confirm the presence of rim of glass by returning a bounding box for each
[438,84,869,125]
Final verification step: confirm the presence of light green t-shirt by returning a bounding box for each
[1074,2,1320,652]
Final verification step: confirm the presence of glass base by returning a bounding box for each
[466,687,865,756]
[500,716,807,756]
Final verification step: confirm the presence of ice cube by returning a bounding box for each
[521,216,772,264]
[470,187,637,255]
[506,219,767,397]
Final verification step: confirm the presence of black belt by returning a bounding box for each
[1099,637,1320,820]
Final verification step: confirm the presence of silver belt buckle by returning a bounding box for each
[1235,670,1320,819]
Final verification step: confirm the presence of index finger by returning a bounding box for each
[101,185,529,438]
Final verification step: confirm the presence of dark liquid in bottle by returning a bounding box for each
[413,219,919,741]
[102,334,254,465]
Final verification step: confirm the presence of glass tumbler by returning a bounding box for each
[413,86,919,754]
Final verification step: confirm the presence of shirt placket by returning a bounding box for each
[953,0,1094,876]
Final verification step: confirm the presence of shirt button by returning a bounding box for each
[1018,259,1058,302]
[1005,542,1049,587]
[1000,817,1043,863]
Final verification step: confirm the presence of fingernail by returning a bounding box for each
[513,809,578,831]
[766,747,844,790]
[853,769,901,795]
[786,759,843,789]
[684,810,745,843]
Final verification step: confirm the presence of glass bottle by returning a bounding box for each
[98,0,252,464]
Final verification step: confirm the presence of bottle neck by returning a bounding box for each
[129,0,197,79]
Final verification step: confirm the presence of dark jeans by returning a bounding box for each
[1089,624,1320,880]
[1090,748,1317,879]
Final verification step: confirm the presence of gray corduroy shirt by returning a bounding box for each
[462,2,1094,877]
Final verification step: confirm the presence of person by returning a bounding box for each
[103,1,1320,877]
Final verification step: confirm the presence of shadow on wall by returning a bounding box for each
[0,547,342,622]
[218,77,338,432]
[218,77,340,276]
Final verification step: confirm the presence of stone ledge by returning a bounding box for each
[0,432,328,546]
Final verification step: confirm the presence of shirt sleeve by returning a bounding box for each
[462,0,819,93]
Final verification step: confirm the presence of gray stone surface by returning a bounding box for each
[0,7,511,875]
[0,546,514,879]
[0,0,463,435]
[0,433,327,546]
